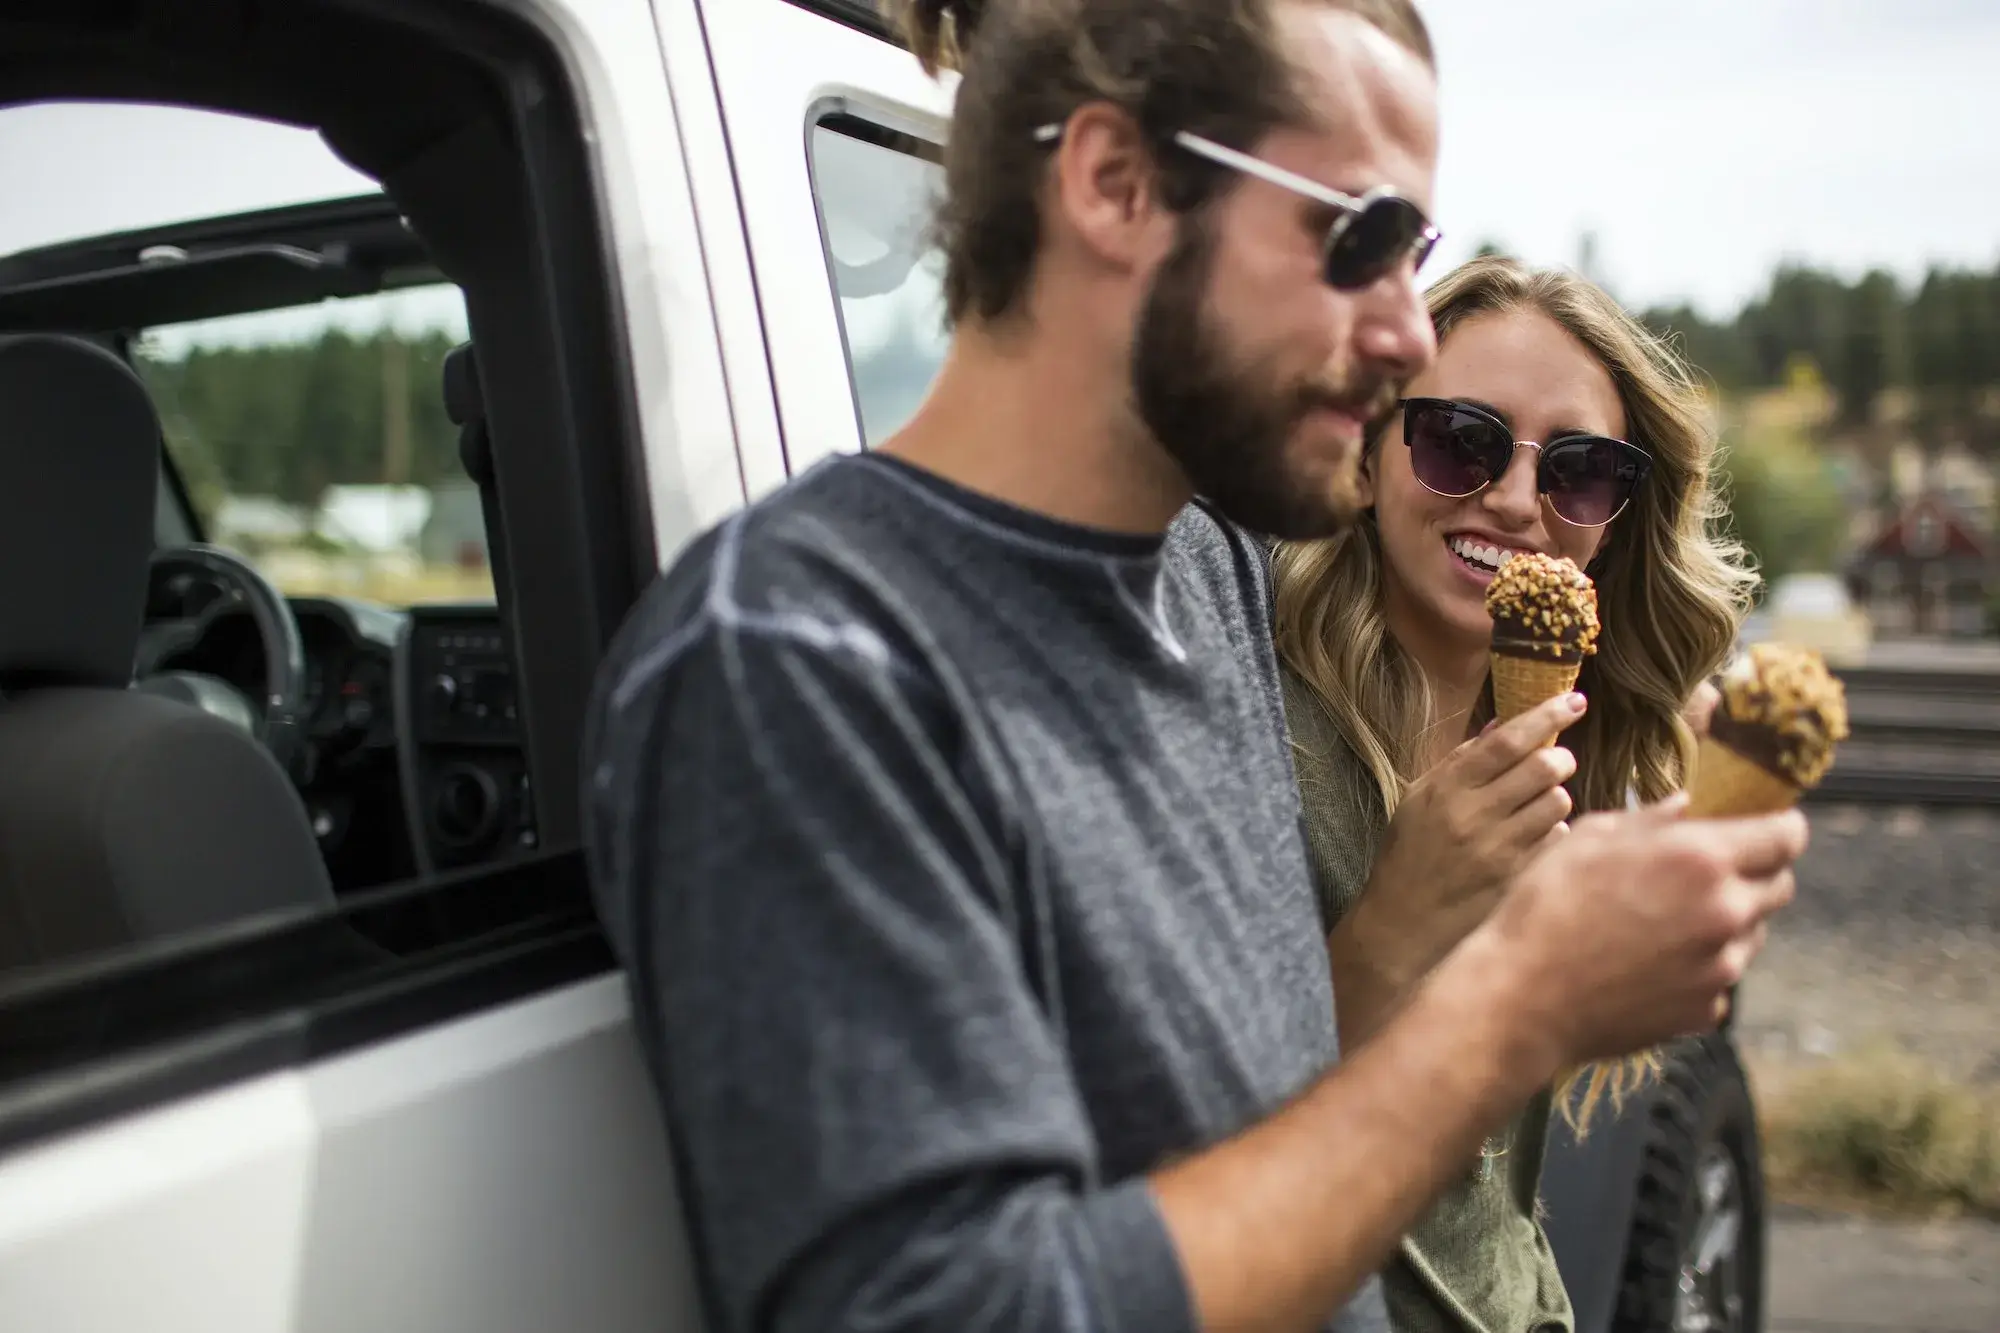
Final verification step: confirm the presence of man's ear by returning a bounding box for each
[1049,103,1171,274]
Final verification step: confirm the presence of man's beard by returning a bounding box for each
[1130,213,1400,540]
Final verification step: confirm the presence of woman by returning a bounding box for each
[1273,254,1754,1333]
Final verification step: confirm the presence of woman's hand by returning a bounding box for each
[1329,691,1584,1048]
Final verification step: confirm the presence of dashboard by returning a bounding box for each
[395,605,539,874]
[141,568,535,891]
[143,579,400,754]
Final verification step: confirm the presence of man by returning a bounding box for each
[583,3,1805,1331]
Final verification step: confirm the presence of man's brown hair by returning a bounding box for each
[890,0,1434,327]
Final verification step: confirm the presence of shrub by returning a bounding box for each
[1759,1048,2000,1219]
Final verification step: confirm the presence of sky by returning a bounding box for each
[2,0,1996,334]
[1416,0,2000,313]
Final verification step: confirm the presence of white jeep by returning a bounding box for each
[0,3,1760,1330]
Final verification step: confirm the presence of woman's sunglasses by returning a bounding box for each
[1031,124,1439,291]
[1399,397,1653,528]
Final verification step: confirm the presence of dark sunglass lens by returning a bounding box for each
[1543,438,1639,526]
[1325,199,1428,290]
[1407,402,1506,497]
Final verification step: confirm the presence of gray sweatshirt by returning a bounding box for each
[585,452,1388,1333]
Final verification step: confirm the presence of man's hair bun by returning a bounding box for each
[893,0,988,76]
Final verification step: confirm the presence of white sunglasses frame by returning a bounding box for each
[1028,121,1441,285]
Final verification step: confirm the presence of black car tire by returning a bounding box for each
[1611,1032,1766,1333]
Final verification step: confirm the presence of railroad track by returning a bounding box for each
[1802,662,2000,805]
[1808,767,2000,805]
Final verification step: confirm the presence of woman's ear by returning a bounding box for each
[1583,521,1615,575]
[1355,448,1378,510]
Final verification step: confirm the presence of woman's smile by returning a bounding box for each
[1373,308,1625,652]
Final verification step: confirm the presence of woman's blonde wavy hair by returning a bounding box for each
[1272,254,1760,1130]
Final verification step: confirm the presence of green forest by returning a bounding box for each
[1640,264,2000,436]
[136,329,465,525]
[1636,261,2000,589]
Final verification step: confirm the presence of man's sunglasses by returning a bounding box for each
[1031,124,1439,291]
[1399,397,1654,529]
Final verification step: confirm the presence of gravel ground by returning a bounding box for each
[1736,802,2000,1083]
[1770,1210,2000,1332]
[1726,804,2000,1327]
[1784,803,2000,936]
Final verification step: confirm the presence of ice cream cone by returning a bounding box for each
[1684,643,1849,815]
[1483,553,1599,747]
[1490,650,1582,746]
[1685,733,1802,817]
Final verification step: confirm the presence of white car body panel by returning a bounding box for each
[483,0,757,566]
[0,977,702,1332]
[0,1075,315,1331]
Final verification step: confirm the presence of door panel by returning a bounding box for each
[0,976,703,1333]
[296,976,701,1332]
[0,1076,314,1331]
[0,0,730,1327]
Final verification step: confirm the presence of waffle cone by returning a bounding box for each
[1686,734,1801,818]
[1490,651,1581,747]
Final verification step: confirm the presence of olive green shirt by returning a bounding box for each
[1282,666,1574,1333]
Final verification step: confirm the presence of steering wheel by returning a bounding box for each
[139,544,310,781]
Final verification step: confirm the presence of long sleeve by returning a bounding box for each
[586,597,1197,1333]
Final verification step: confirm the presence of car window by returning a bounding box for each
[135,287,492,605]
[0,100,517,986]
[809,114,949,447]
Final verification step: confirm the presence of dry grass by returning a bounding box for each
[1756,1047,2000,1220]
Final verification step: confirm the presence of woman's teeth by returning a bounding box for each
[1448,536,1514,572]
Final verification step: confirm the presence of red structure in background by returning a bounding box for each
[1846,493,1993,637]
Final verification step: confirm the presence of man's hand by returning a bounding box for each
[1330,691,1582,1046]
[1483,795,1804,1065]
[1154,790,1806,1333]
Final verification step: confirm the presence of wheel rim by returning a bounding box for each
[1674,1140,1746,1333]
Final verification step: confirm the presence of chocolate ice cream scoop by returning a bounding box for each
[1706,643,1851,790]
[1484,552,1601,665]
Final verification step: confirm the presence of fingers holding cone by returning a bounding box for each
[1477,573,1845,1039]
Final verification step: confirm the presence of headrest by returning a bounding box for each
[0,336,160,688]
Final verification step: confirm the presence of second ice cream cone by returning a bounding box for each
[1685,733,1801,817]
[1684,644,1850,816]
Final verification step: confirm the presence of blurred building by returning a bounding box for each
[1845,492,1991,638]
[1931,441,1997,531]
[316,484,432,555]
[210,495,308,551]
[418,480,489,571]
